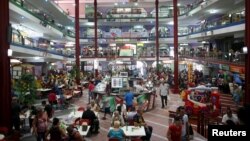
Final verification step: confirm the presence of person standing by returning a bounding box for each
[11,97,21,131]
[102,97,111,120]
[32,108,49,141]
[46,118,67,141]
[167,116,182,141]
[42,101,53,119]
[177,106,189,141]
[124,88,134,111]
[88,80,95,103]
[159,81,169,108]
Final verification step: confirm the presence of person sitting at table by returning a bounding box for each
[111,111,125,127]
[82,105,99,134]
[167,116,182,141]
[108,121,125,141]
[90,100,100,112]
[116,101,127,119]
[124,88,134,111]
[222,106,239,125]
[133,108,153,141]
[66,125,84,141]
[46,118,67,141]
[48,91,57,106]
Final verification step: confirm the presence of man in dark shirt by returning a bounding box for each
[82,105,99,133]
[11,97,21,131]
[42,101,53,119]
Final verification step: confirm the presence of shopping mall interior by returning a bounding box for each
[0,0,250,140]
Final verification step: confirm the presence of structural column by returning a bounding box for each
[0,0,11,129]
[244,0,250,104]
[94,0,98,77]
[75,0,80,84]
[155,0,160,74]
[173,0,179,93]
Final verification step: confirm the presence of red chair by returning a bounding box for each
[75,118,90,125]
[78,107,85,111]
[131,138,143,141]
[108,138,119,141]
[131,137,142,141]
[80,119,90,125]
[0,127,8,135]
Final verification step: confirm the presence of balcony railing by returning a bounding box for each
[180,51,245,66]
[10,0,245,40]
[11,31,73,58]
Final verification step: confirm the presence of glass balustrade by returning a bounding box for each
[11,29,73,57]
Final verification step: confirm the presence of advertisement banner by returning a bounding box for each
[230,65,245,74]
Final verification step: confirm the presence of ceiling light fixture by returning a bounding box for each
[134,3,138,6]
[177,3,181,6]
[8,49,13,57]
[34,57,40,60]
[243,46,248,54]
[209,9,217,14]
[114,3,118,6]
[167,21,174,25]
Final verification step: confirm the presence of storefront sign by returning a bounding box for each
[230,65,245,74]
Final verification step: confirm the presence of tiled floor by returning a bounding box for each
[20,89,207,141]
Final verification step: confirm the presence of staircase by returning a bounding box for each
[220,93,240,114]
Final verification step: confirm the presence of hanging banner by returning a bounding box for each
[230,65,245,74]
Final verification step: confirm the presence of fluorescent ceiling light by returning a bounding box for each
[167,21,174,25]
[243,46,248,54]
[34,57,41,60]
[177,3,181,6]
[114,3,118,6]
[85,22,94,26]
[209,9,218,14]
[11,59,21,63]
[134,3,138,6]
[8,49,13,57]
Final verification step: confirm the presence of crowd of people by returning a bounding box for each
[8,64,249,141]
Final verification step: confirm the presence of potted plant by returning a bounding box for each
[14,73,37,106]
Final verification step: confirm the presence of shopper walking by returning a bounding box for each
[159,81,169,108]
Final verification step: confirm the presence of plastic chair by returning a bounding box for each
[131,138,143,141]
[78,107,85,111]
[75,118,90,125]
[108,138,119,141]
